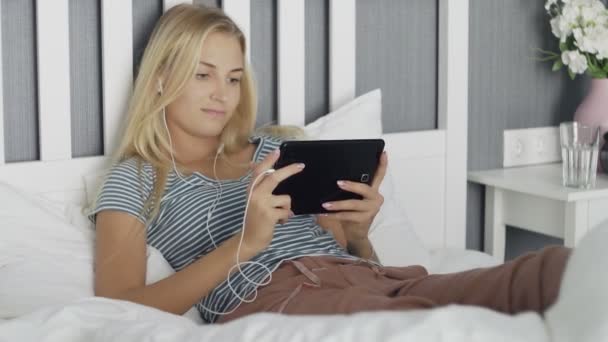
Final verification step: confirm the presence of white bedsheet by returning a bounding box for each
[0,297,547,342]
[2,220,608,342]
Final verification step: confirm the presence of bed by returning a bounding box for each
[0,0,607,341]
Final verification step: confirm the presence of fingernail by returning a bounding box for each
[337,180,346,187]
[273,149,280,155]
[322,202,333,209]
[321,213,329,217]
[297,163,305,169]
[289,210,295,218]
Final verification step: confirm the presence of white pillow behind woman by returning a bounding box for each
[0,181,202,322]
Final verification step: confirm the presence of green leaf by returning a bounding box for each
[552,59,564,71]
[559,42,568,52]
[587,57,607,79]
[568,68,576,80]
[566,36,576,50]
[537,56,558,62]
[536,48,559,57]
[590,70,607,79]
[534,48,559,64]
[603,62,608,74]
[588,61,601,73]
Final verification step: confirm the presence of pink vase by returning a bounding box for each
[573,78,608,172]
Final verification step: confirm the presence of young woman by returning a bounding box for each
[90,4,570,324]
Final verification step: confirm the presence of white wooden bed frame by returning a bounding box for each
[0,0,469,250]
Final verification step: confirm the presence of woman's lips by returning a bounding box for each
[202,108,226,117]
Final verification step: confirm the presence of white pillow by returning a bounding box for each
[84,171,107,215]
[303,89,431,267]
[0,181,202,323]
[303,89,383,140]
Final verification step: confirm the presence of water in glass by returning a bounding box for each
[560,122,600,189]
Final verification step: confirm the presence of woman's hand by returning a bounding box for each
[321,151,388,245]
[241,149,305,254]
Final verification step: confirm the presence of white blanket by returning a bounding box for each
[1,221,607,342]
[0,298,546,342]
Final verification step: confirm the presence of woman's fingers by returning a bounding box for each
[324,211,368,223]
[249,149,305,195]
[322,199,368,212]
[323,180,384,218]
[247,149,281,193]
[335,180,377,199]
[275,208,292,225]
[252,149,281,177]
[370,151,388,191]
[322,195,383,217]
[256,162,305,194]
[271,194,292,209]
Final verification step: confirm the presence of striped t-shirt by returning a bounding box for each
[89,135,358,323]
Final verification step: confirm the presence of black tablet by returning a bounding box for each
[272,139,385,215]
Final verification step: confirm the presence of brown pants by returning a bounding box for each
[219,246,570,323]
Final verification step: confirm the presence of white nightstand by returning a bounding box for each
[468,163,608,262]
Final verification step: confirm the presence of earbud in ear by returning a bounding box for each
[217,143,225,154]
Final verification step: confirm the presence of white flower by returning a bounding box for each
[573,21,608,56]
[551,18,566,39]
[596,38,608,59]
[574,28,598,53]
[568,0,598,5]
[551,15,578,41]
[550,18,563,39]
[553,5,581,41]
[581,5,600,22]
[547,0,608,77]
[562,50,589,74]
[561,4,581,23]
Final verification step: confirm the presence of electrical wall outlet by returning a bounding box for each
[503,127,561,167]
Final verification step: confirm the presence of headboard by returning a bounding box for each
[0,0,469,250]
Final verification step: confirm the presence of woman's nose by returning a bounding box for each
[211,80,227,102]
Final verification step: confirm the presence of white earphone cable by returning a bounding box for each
[198,170,274,316]
[161,103,274,316]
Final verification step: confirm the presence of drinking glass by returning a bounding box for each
[560,121,600,189]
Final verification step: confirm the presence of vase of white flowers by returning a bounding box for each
[544,0,608,79]
[544,0,608,170]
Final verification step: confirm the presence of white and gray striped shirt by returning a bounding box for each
[89,135,357,323]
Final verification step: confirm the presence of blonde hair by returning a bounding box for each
[110,4,257,223]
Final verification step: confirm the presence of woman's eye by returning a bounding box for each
[195,73,209,80]
[229,78,241,84]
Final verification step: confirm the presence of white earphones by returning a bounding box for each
[158,80,277,316]
[157,79,163,94]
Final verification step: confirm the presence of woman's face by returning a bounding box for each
[165,32,244,141]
